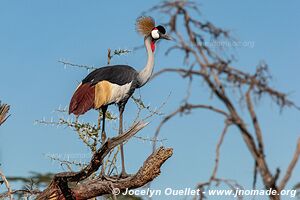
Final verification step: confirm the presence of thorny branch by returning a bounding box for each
[36,121,173,200]
[0,189,41,199]
[37,121,147,199]
[58,60,97,71]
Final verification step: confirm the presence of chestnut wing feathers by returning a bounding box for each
[69,83,95,115]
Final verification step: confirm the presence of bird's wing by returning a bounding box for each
[69,83,95,115]
[69,65,138,115]
[82,65,138,86]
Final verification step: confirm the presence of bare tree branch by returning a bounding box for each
[36,121,148,199]
[0,170,13,200]
[278,138,300,191]
[246,85,265,154]
[147,1,300,199]
[153,103,229,151]
[210,122,231,181]
[72,147,173,199]
[0,102,10,126]
[36,146,172,200]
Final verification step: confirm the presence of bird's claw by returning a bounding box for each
[119,171,129,179]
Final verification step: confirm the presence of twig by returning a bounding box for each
[0,102,10,126]
[72,147,173,199]
[246,85,264,155]
[252,161,258,190]
[107,48,112,65]
[210,122,230,180]
[153,103,229,151]
[58,60,97,71]
[278,138,300,191]
[0,170,13,200]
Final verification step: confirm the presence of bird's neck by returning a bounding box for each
[137,36,155,87]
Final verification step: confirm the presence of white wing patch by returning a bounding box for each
[109,81,133,104]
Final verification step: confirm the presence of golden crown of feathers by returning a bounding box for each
[136,16,156,36]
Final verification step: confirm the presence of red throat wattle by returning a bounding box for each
[151,40,155,52]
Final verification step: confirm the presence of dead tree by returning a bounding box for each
[150,1,300,200]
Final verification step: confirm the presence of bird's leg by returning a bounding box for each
[99,106,108,178]
[75,115,79,124]
[119,105,128,178]
[101,106,107,144]
[74,115,80,131]
[101,106,108,143]
[97,109,101,130]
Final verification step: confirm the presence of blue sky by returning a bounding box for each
[0,1,299,199]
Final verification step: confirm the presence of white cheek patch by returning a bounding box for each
[151,29,160,39]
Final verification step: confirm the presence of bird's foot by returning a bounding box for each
[119,171,129,179]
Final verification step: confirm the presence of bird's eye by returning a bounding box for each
[151,29,160,39]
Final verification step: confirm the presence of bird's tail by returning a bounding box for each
[69,83,95,115]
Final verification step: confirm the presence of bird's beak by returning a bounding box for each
[160,34,172,40]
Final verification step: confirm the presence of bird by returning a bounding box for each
[68,16,170,177]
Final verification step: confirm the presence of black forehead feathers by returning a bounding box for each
[156,25,166,34]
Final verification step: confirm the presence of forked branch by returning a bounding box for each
[36,121,173,200]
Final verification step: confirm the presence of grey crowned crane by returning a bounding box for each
[69,16,170,177]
